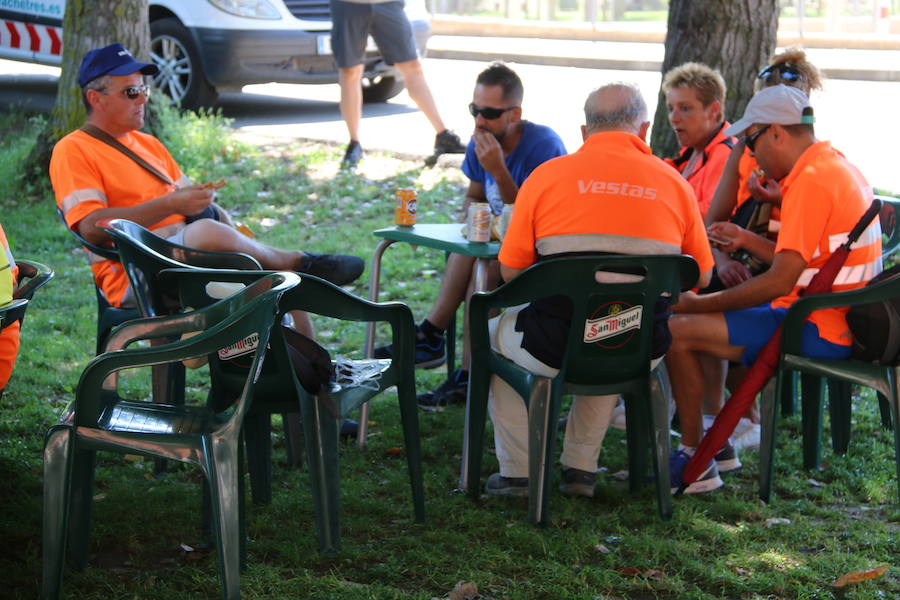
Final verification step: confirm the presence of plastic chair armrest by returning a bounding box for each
[12,259,54,301]
[782,274,900,353]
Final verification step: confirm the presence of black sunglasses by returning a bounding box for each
[99,84,151,101]
[743,124,771,152]
[757,64,801,85]
[468,103,518,120]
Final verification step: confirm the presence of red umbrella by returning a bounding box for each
[676,197,883,494]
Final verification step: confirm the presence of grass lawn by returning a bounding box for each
[1,107,898,599]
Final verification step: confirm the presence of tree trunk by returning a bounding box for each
[25,0,150,186]
[649,0,779,158]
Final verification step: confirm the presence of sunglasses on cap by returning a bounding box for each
[98,84,151,101]
[743,124,771,152]
[757,63,801,85]
[468,103,518,120]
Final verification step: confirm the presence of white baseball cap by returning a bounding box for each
[724,84,815,137]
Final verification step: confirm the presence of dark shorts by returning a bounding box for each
[725,304,852,366]
[330,0,418,68]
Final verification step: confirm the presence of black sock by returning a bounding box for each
[419,319,445,343]
[454,369,469,384]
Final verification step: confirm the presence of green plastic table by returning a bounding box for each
[362,224,500,487]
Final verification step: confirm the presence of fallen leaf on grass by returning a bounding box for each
[833,564,889,588]
[384,447,404,456]
[446,581,481,600]
[615,566,665,580]
[806,478,825,487]
[180,543,194,552]
[594,543,611,554]
[611,470,629,481]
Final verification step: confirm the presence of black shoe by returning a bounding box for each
[434,129,466,154]
[559,467,596,498]
[486,472,529,497]
[299,253,364,286]
[340,418,358,439]
[341,141,363,169]
[417,370,468,407]
[425,130,466,166]
[373,324,446,369]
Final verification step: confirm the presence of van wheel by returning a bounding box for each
[362,74,404,103]
[150,17,218,110]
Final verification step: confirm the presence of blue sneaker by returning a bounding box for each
[373,325,446,369]
[670,449,723,495]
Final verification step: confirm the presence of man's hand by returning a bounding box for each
[748,171,782,205]
[672,290,703,313]
[707,221,746,253]
[716,256,753,288]
[166,185,216,217]
[473,129,505,176]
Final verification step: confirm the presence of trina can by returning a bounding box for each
[394,188,417,226]
[467,202,491,242]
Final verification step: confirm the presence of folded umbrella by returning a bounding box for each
[676,197,883,494]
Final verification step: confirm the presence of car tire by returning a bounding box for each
[361,74,405,103]
[150,17,218,110]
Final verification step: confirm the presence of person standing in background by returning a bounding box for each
[330,0,467,168]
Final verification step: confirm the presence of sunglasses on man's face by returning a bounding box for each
[757,64,801,85]
[743,124,771,152]
[468,103,518,120]
[99,84,151,101]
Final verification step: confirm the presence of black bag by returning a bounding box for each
[846,264,900,365]
[218,325,334,394]
[281,325,335,394]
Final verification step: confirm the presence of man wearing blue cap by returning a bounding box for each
[51,43,365,312]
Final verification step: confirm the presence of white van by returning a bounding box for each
[0,0,430,108]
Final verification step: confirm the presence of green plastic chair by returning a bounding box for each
[0,259,54,326]
[163,267,425,553]
[41,271,299,600]
[0,259,54,398]
[57,207,139,354]
[778,194,900,467]
[98,218,306,503]
[465,254,699,524]
[761,269,900,505]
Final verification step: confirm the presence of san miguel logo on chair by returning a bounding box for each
[218,332,260,361]
[583,301,643,348]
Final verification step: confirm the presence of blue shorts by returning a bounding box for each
[330,0,418,69]
[725,304,852,366]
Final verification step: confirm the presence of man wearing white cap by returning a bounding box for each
[665,84,882,493]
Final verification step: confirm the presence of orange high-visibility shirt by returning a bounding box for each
[50,129,188,307]
[773,141,882,346]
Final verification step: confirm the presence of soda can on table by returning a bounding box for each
[497,204,514,240]
[394,188,417,226]
[467,202,491,242]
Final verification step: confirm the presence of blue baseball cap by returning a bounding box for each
[77,43,159,88]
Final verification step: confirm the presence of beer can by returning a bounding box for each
[497,204,514,240]
[394,188,417,226]
[467,202,491,242]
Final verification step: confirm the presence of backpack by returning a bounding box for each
[846,264,900,365]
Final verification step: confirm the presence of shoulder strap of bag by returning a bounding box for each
[80,124,175,186]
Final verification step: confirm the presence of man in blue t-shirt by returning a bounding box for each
[375,62,567,406]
